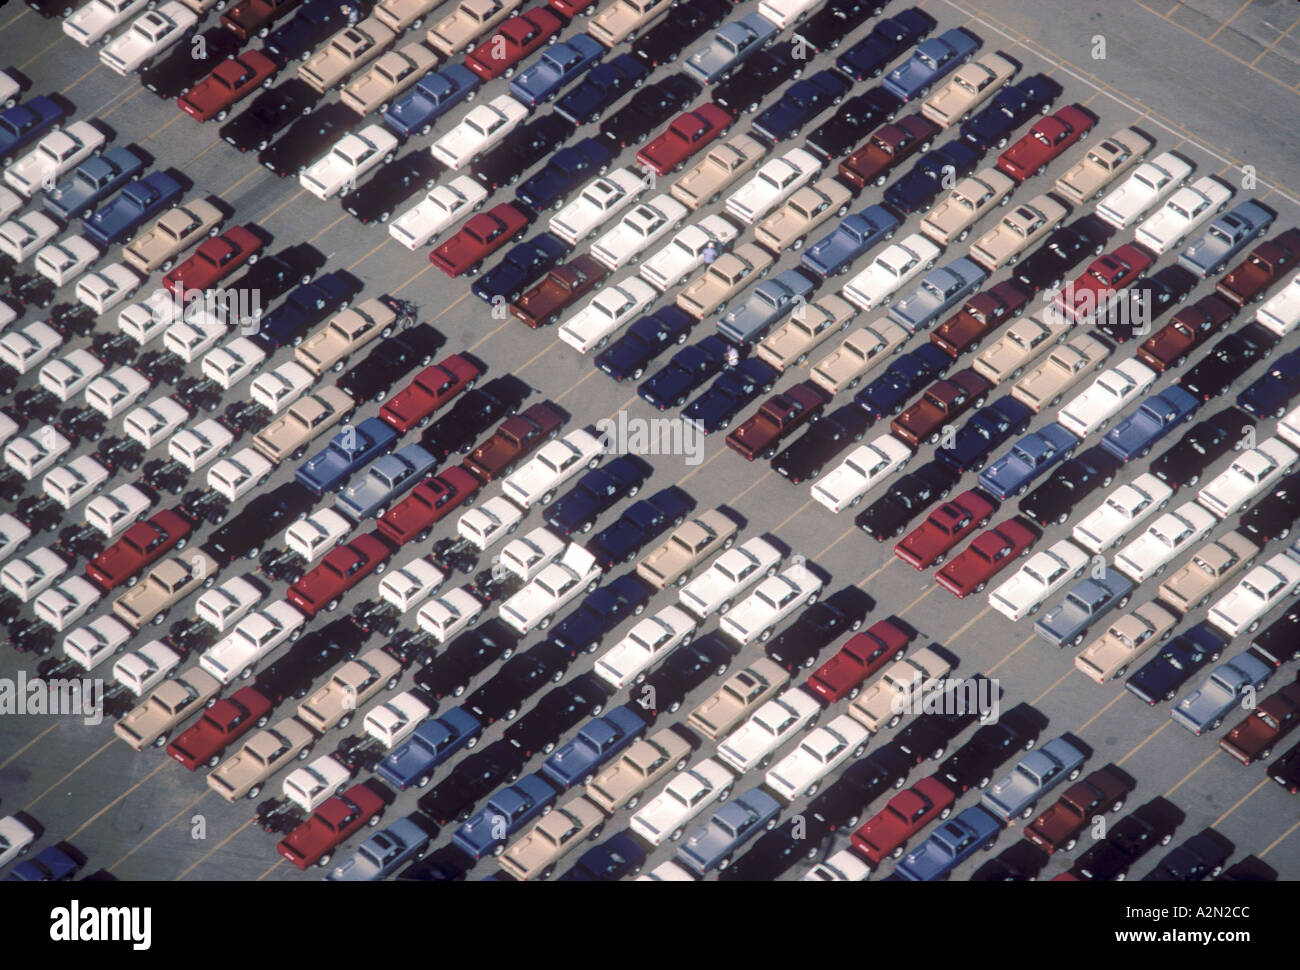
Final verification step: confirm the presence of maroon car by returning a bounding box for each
[377,467,481,545]
[510,255,609,328]
[725,380,830,461]
[278,782,385,869]
[221,0,301,40]
[636,103,733,176]
[890,368,991,448]
[894,488,997,570]
[461,400,566,483]
[465,7,566,82]
[805,620,913,705]
[286,531,393,617]
[378,354,482,433]
[837,114,939,190]
[177,50,279,122]
[1055,242,1153,323]
[1135,293,1236,373]
[86,507,194,591]
[934,515,1039,597]
[166,686,273,770]
[1025,766,1132,854]
[430,203,530,277]
[996,103,1096,182]
[1215,227,1300,308]
[1219,672,1300,765]
[851,775,956,866]
[163,224,264,296]
[930,280,1031,358]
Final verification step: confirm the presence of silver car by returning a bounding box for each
[887,257,987,334]
[335,443,436,520]
[981,735,1086,821]
[326,816,431,881]
[1169,654,1273,735]
[685,14,778,85]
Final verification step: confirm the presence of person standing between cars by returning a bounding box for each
[341,3,359,25]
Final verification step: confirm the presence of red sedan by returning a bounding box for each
[166,686,273,770]
[635,103,733,176]
[805,621,913,705]
[178,50,279,122]
[85,508,193,592]
[1054,242,1153,323]
[430,203,530,277]
[377,467,481,545]
[163,224,264,296]
[996,103,1096,182]
[286,531,393,617]
[851,775,956,866]
[464,6,566,81]
[378,354,482,433]
[894,488,997,570]
[278,783,385,869]
[935,516,1039,597]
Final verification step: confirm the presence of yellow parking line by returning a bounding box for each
[1118,720,1170,765]
[65,761,169,842]
[218,169,260,201]
[773,499,814,537]
[898,586,936,616]
[677,445,727,485]
[944,604,991,643]
[1164,748,1219,798]
[729,469,772,506]
[1251,13,1299,65]
[256,857,284,880]
[986,631,1037,675]
[307,214,348,244]
[857,558,896,589]
[1,7,30,29]
[19,36,61,70]
[516,337,558,375]
[182,141,222,171]
[257,187,307,224]
[1207,0,1254,41]
[0,723,60,772]
[1076,691,1126,733]
[1260,818,1300,858]
[1030,668,1073,706]
[24,738,116,810]
[468,318,513,352]
[101,87,145,120]
[396,263,436,296]
[143,113,185,144]
[1210,778,1268,828]
[176,816,255,881]
[109,790,210,873]
[428,289,469,321]
[557,368,599,403]
[347,237,390,271]
[60,63,101,95]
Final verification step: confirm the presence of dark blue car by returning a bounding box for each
[882,26,981,102]
[44,145,146,222]
[596,307,696,382]
[545,456,650,536]
[555,54,651,126]
[894,804,1002,880]
[81,170,183,248]
[684,358,779,433]
[588,486,695,569]
[802,204,901,279]
[978,422,1078,499]
[516,137,614,211]
[884,140,982,214]
[7,845,80,881]
[937,396,1033,472]
[854,344,950,419]
[960,73,1062,152]
[752,69,851,144]
[382,64,481,139]
[0,95,65,167]
[295,417,398,495]
[376,707,484,791]
[509,34,606,108]
[1236,349,1300,418]
[257,272,359,348]
[451,773,558,859]
[559,831,648,880]
[549,574,653,657]
[638,334,731,410]
[1125,623,1227,706]
[265,0,357,64]
[541,703,647,789]
[471,233,570,304]
[835,7,937,83]
[1101,386,1200,462]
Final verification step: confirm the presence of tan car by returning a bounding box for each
[426,0,522,58]
[296,648,402,734]
[675,243,773,320]
[638,507,738,589]
[688,657,790,742]
[299,18,397,93]
[340,42,438,116]
[113,551,218,630]
[499,794,604,880]
[115,667,221,750]
[1011,331,1110,411]
[1158,531,1259,614]
[180,0,229,12]
[920,51,1017,127]
[754,177,852,254]
[918,168,1015,246]
[670,134,764,210]
[1075,600,1178,683]
[252,385,354,463]
[850,647,951,732]
[122,199,223,274]
[375,0,448,31]
[296,297,406,376]
[589,0,673,47]
[968,193,1068,271]
[207,716,315,801]
[758,293,857,371]
[585,727,693,813]
[810,319,909,394]
[1052,126,1152,206]
[972,311,1063,384]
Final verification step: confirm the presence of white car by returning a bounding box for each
[716,687,821,773]
[195,574,264,632]
[639,214,740,291]
[0,514,31,564]
[988,538,1089,621]
[202,336,267,390]
[757,0,818,28]
[1135,174,1233,255]
[1057,358,1158,439]
[1095,151,1193,230]
[499,543,602,635]
[34,235,100,286]
[84,365,150,419]
[0,211,60,261]
[590,195,688,271]
[283,755,351,813]
[75,262,142,314]
[123,396,190,449]
[1279,401,1300,453]
[501,429,605,509]
[389,175,486,250]
[1113,500,1217,582]
[719,561,822,646]
[250,362,315,414]
[430,94,528,170]
[113,639,181,696]
[200,601,306,684]
[1,547,70,602]
[1207,553,1300,637]
[557,276,657,354]
[40,348,105,402]
[364,690,432,748]
[1072,473,1173,552]
[0,186,20,223]
[725,148,821,225]
[378,556,445,612]
[119,289,183,346]
[0,816,37,869]
[804,847,872,881]
[286,508,353,563]
[169,418,234,472]
[164,310,227,363]
[5,122,107,197]
[300,124,398,200]
[811,434,912,513]
[1198,437,1297,518]
[0,412,15,450]
[207,447,274,502]
[416,586,485,642]
[100,2,198,75]
[1257,272,1300,338]
[458,495,525,551]
[842,233,941,311]
[0,320,63,374]
[5,425,73,479]
[629,756,734,846]
[43,454,111,509]
[849,646,953,732]
[33,575,102,631]
[765,713,869,801]
[496,527,566,582]
[550,168,648,245]
[64,0,151,45]
[678,535,782,619]
[85,483,152,538]
[637,860,697,881]
[64,614,133,672]
[593,604,697,688]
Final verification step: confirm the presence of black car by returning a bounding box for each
[959,73,1063,152]
[587,486,694,568]
[717,813,836,881]
[472,114,575,191]
[136,350,187,386]
[1237,470,1300,543]
[1013,216,1115,294]
[253,620,368,704]
[631,0,730,68]
[417,740,529,825]
[339,151,440,224]
[515,138,614,211]
[712,40,804,116]
[639,633,732,716]
[752,69,852,145]
[1072,798,1184,881]
[59,407,106,444]
[1178,323,1277,401]
[555,54,651,126]
[806,746,911,831]
[548,574,652,657]
[883,139,981,215]
[413,620,518,700]
[805,87,902,159]
[257,102,356,177]
[220,78,321,153]
[771,403,871,485]
[338,322,438,404]
[471,233,570,305]
[502,673,609,758]
[256,271,361,349]
[892,702,982,767]
[594,306,696,383]
[765,586,871,672]
[202,481,316,564]
[1268,738,1300,794]
[1149,406,1256,489]
[796,0,887,53]
[559,832,648,881]
[1018,445,1122,527]
[600,73,701,148]
[223,244,326,323]
[855,459,959,539]
[935,703,1043,792]
[464,639,571,725]
[1252,607,1300,668]
[1142,830,1233,881]
[971,841,1049,881]
[141,27,239,98]
[420,376,530,462]
[834,7,937,82]
[637,335,730,410]
[398,845,471,881]
[1097,263,1198,343]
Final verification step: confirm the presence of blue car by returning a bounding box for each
[545,456,650,536]
[888,257,988,333]
[978,422,1078,499]
[326,815,433,881]
[802,204,901,279]
[638,334,731,410]
[937,396,1033,472]
[471,233,570,304]
[336,442,437,520]
[1125,623,1227,706]
[589,486,695,569]
[510,35,606,107]
[677,786,782,874]
[595,306,696,382]
[541,704,647,790]
[717,268,819,345]
[960,73,1062,152]
[1236,349,1300,418]
[382,64,481,139]
[44,145,146,222]
[1101,386,1200,462]
[256,272,359,349]
[555,54,651,125]
[1033,571,1134,648]
[377,707,484,791]
[452,773,558,860]
[752,69,851,144]
[266,0,356,64]
[559,831,648,880]
[836,7,937,83]
[81,169,183,248]
[549,574,653,658]
[685,13,780,85]
[516,137,614,211]
[854,344,951,419]
[882,27,981,101]
[894,805,1002,880]
[884,139,982,214]
[296,417,397,496]
[1179,199,1275,278]
[684,358,779,432]
[0,95,65,167]
[7,845,80,881]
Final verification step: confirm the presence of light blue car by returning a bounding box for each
[882,27,981,101]
[335,442,436,521]
[717,267,818,344]
[685,13,779,85]
[1100,386,1199,462]
[509,35,605,107]
[1170,654,1273,736]
[296,417,397,496]
[894,805,1002,880]
[801,204,900,280]
[1178,200,1275,278]
[888,256,987,333]
[326,815,433,881]
[978,423,1078,500]
[982,734,1087,821]
[376,707,484,791]
[676,786,781,874]
[1034,572,1134,648]
[44,145,146,222]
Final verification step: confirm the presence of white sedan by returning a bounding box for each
[1,546,70,602]
[1199,437,1297,518]
[639,214,740,291]
[498,543,603,635]
[0,320,63,374]
[33,575,102,631]
[1280,401,1300,453]
[765,714,869,801]
[40,348,105,402]
[208,447,274,502]
[300,124,398,200]
[1257,272,1300,338]
[719,561,823,646]
[195,575,264,632]
[100,2,198,75]
[5,121,107,197]
[497,527,566,582]
[457,495,524,551]
[0,186,19,223]
[389,175,486,250]
[0,211,61,261]
[725,148,821,225]
[283,755,351,813]
[85,483,152,538]
[43,454,112,509]
[1057,358,1158,439]
[34,235,100,286]
[64,0,152,46]
[1114,500,1217,582]
[1095,151,1192,230]
[811,434,912,513]
[716,687,821,773]
[75,262,141,314]
[593,604,697,689]
[378,556,445,612]
[0,514,31,564]
[112,639,182,697]
[416,586,486,642]
[550,168,648,245]
[757,0,819,28]
[430,95,528,170]
[557,276,657,354]
[501,429,605,509]
[842,233,941,311]
[629,756,734,846]
[123,396,190,449]
[200,601,306,684]
[0,815,37,869]
[1135,174,1233,255]
[988,539,1089,622]
[678,535,782,619]
[169,418,235,472]
[1207,553,1300,637]
[202,336,267,390]
[364,690,432,748]
[4,424,73,479]
[1071,473,1173,552]
[85,365,150,419]
[590,195,688,270]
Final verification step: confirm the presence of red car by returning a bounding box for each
[894,488,997,570]
[1054,242,1153,323]
[178,50,279,122]
[805,621,913,705]
[85,507,193,592]
[996,103,1096,182]
[430,203,530,277]
[851,775,956,865]
[837,114,939,190]
[934,515,1039,597]
[635,103,733,176]
[277,782,385,869]
[464,6,566,81]
[286,532,394,617]
[166,686,273,770]
[930,280,1032,358]
[547,0,596,16]
[221,0,301,41]
[378,354,482,433]
[163,224,264,296]
[1218,672,1300,766]
[377,467,481,545]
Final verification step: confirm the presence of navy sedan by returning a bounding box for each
[555,55,651,125]
[549,574,653,657]
[588,487,695,568]
[684,359,779,433]
[638,335,730,410]
[854,344,950,419]
[516,137,613,211]
[752,69,851,144]
[960,73,1062,152]
[471,234,570,304]
[595,307,695,382]
[884,140,982,214]
[545,456,651,536]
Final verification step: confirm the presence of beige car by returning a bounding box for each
[340,41,438,116]
[375,0,448,31]
[1052,126,1152,206]
[115,667,221,750]
[585,727,692,813]
[810,319,909,394]
[299,18,397,93]
[180,0,229,12]
[918,168,1014,245]
[688,657,790,742]
[499,794,604,880]
[754,177,852,254]
[1011,331,1110,411]
[589,0,673,47]
[758,293,857,371]
[1075,600,1178,683]
[1157,531,1259,614]
[675,243,773,320]
[920,51,1017,127]
[113,552,218,630]
[426,0,522,58]
[207,716,315,801]
[671,134,764,210]
[296,298,406,376]
[968,193,1068,271]
[637,507,738,589]
[296,648,402,734]
[850,646,951,733]
[253,385,354,463]
[972,311,1063,384]
[122,199,223,274]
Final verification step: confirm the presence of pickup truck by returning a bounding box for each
[377,467,480,545]
[297,647,404,733]
[890,368,992,448]
[166,685,274,770]
[838,115,939,191]
[1075,601,1179,683]
[221,0,302,40]
[1215,227,1300,308]
[510,255,608,328]
[375,708,483,791]
[114,667,223,750]
[286,532,393,617]
[113,551,219,630]
[981,734,1087,821]
[499,543,603,636]
[462,401,566,483]
[278,782,385,870]
[851,775,956,867]
[893,489,997,570]
[85,507,194,592]
[295,417,397,496]
[676,786,781,875]
[253,385,355,463]
[725,381,830,461]
[1218,672,1300,765]
[378,354,482,434]
[296,297,413,377]
[1025,765,1132,853]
